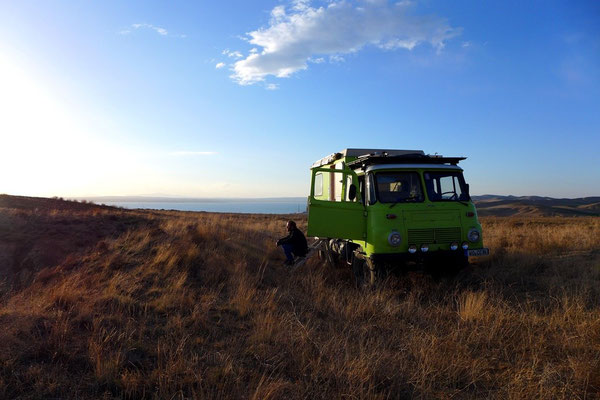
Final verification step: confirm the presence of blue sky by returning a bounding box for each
[0,0,598,198]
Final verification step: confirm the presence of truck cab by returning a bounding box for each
[307,149,489,284]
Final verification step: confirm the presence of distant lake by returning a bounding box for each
[102,199,308,214]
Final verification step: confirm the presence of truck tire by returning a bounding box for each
[353,257,386,287]
[367,258,387,285]
[352,257,372,287]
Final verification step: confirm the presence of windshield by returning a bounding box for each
[374,172,424,203]
[423,171,469,201]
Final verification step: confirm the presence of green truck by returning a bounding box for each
[307,149,489,285]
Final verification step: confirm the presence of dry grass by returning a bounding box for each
[0,196,599,399]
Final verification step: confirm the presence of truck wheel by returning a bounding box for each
[367,258,387,285]
[352,257,373,288]
[353,257,386,287]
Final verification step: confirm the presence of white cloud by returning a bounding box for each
[168,151,217,156]
[222,49,243,59]
[292,0,311,11]
[228,0,460,85]
[215,62,226,69]
[125,23,185,38]
[265,83,280,90]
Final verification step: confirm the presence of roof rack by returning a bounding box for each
[311,148,425,168]
[346,153,466,169]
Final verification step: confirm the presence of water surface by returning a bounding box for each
[103,199,307,214]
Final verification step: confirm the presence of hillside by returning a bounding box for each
[473,195,600,217]
[1,194,599,399]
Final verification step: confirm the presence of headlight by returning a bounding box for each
[462,242,469,250]
[388,232,401,246]
[420,244,429,252]
[408,245,417,254]
[450,242,459,251]
[468,228,480,243]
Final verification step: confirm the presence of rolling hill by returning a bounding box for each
[472,195,600,217]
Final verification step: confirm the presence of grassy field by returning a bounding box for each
[1,195,599,399]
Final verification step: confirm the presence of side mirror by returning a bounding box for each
[348,184,357,201]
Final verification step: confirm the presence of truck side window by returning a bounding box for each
[329,171,344,201]
[367,173,377,205]
[314,173,323,197]
[345,175,355,202]
[358,175,365,205]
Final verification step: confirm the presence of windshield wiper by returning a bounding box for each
[446,192,469,206]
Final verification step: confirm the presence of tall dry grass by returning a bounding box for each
[0,198,599,399]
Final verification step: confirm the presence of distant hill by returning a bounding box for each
[472,195,600,217]
[0,194,113,211]
[2,193,598,217]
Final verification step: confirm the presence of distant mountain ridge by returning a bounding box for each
[472,195,600,217]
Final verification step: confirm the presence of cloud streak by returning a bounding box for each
[223,49,243,59]
[120,23,186,38]
[168,151,217,156]
[228,0,460,85]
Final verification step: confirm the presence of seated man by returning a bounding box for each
[276,220,308,266]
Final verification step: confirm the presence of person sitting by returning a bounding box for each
[276,220,308,266]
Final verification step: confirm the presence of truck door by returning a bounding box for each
[307,167,366,240]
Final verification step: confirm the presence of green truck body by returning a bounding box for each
[306,149,488,279]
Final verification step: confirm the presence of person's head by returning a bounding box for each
[286,220,296,231]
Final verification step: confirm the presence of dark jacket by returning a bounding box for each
[277,227,308,256]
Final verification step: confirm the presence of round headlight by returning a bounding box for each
[450,242,459,251]
[468,228,480,243]
[388,232,402,247]
[408,245,417,254]
[462,242,469,250]
[420,244,429,252]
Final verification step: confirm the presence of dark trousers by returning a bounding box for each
[281,244,295,262]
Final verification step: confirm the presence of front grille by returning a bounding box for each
[435,227,462,243]
[408,227,461,244]
[407,229,434,244]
